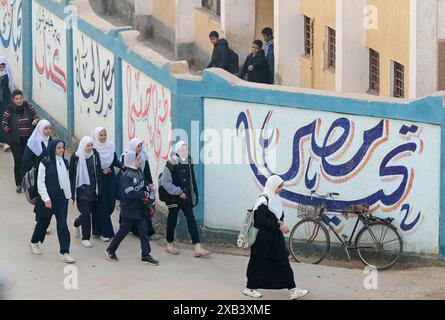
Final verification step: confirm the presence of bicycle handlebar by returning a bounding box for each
[310,191,340,198]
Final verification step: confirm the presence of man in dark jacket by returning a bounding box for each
[262,27,275,84]
[207,31,232,72]
[239,40,270,84]
[2,89,40,192]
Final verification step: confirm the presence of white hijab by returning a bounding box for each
[92,127,115,169]
[27,119,51,156]
[75,136,94,188]
[0,56,13,92]
[253,175,284,219]
[55,152,72,200]
[126,138,148,170]
[174,141,187,162]
[124,150,138,170]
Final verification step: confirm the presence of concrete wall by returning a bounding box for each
[336,0,368,94]
[366,0,410,98]
[204,98,441,254]
[3,0,445,257]
[301,0,336,91]
[409,0,438,99]
[32,1,68,127]
[221,0,256,64]
[73,29,116,141]
[193,8,223,68]
[274,0,303,86]
[255,0,274,39]
[0,0,23,90]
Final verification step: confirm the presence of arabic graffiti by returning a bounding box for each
[124,62,172,178]
[74,32,114,117]
[0,0,22,57]
[236,109,427,232]
[33,5,67,93]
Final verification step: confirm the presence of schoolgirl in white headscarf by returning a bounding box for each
[27,119,51,156]
[92,127,115,169]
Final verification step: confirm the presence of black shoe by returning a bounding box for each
[16,186,22,193]
[141,255,159,266]
[105,249,119,262]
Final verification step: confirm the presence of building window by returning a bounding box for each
[369,48,380,94]
[304,16,313,56]
[202,0,221,16]
[327,27,336,69]
[393,61,405,98]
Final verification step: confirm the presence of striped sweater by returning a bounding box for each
[2,103,39,143]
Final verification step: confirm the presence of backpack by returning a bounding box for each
[228,48,239,74]
[158,161,179,204]
[237,194,269,249]
[158,172,169,203]
[22,157,50,206]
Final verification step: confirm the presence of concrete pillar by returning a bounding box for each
[409,0,437,99]
[274,0,303,86]
[221,0,256,63]
[335,0,368,94]
[135,0,153,15]
[174,0,201,58]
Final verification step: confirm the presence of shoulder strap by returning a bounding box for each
[41,157,50,169]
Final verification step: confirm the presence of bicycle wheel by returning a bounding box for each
[355,222,403,270]
[289,218,330,264]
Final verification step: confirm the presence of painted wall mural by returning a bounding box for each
[122,61,172,182]
[73,30,115,141]
[204,99,441,254]
[0,0,22,89]
[32,1,67,126]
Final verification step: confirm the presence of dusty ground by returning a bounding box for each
[0,150,444,300]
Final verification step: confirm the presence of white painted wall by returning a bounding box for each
[32,1,67,127]
[135,0,152,15]
[439,0,445,39]
[204,98,441,254]
[221,0,256,63]
[274,0,303,86]
[122,60,172,181]
[409,0,438,99]
[336,0,368,94]
[0,0,23,90]
[175,0,201,55]
[73,30,116,142]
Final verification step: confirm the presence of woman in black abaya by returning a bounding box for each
[244,175,309,300]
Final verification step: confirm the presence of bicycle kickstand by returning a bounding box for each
[343,246,352,261]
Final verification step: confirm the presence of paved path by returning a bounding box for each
[0,150,444,300]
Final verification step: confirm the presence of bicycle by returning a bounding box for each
[288,191,403,270]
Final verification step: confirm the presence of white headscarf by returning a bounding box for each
[253,175,284,219]
[27,119,51,156]
[92,127,115,169]
[55,153,72,200]
[126,137,148,171]
[174,141,187,162]
[75,136,94,188]
[0,56,13,92]
[124,150,138,170]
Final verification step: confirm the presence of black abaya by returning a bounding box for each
[246,204,296,290]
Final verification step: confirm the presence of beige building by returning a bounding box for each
[134,0,445,99]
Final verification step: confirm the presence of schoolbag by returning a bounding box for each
[158,161,179,204]
[158,172,169,203]
[22,157,50,206]
[237,194,269,249]
[228,48,239,74]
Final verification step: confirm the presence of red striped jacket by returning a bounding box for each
[2,103,39,143]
